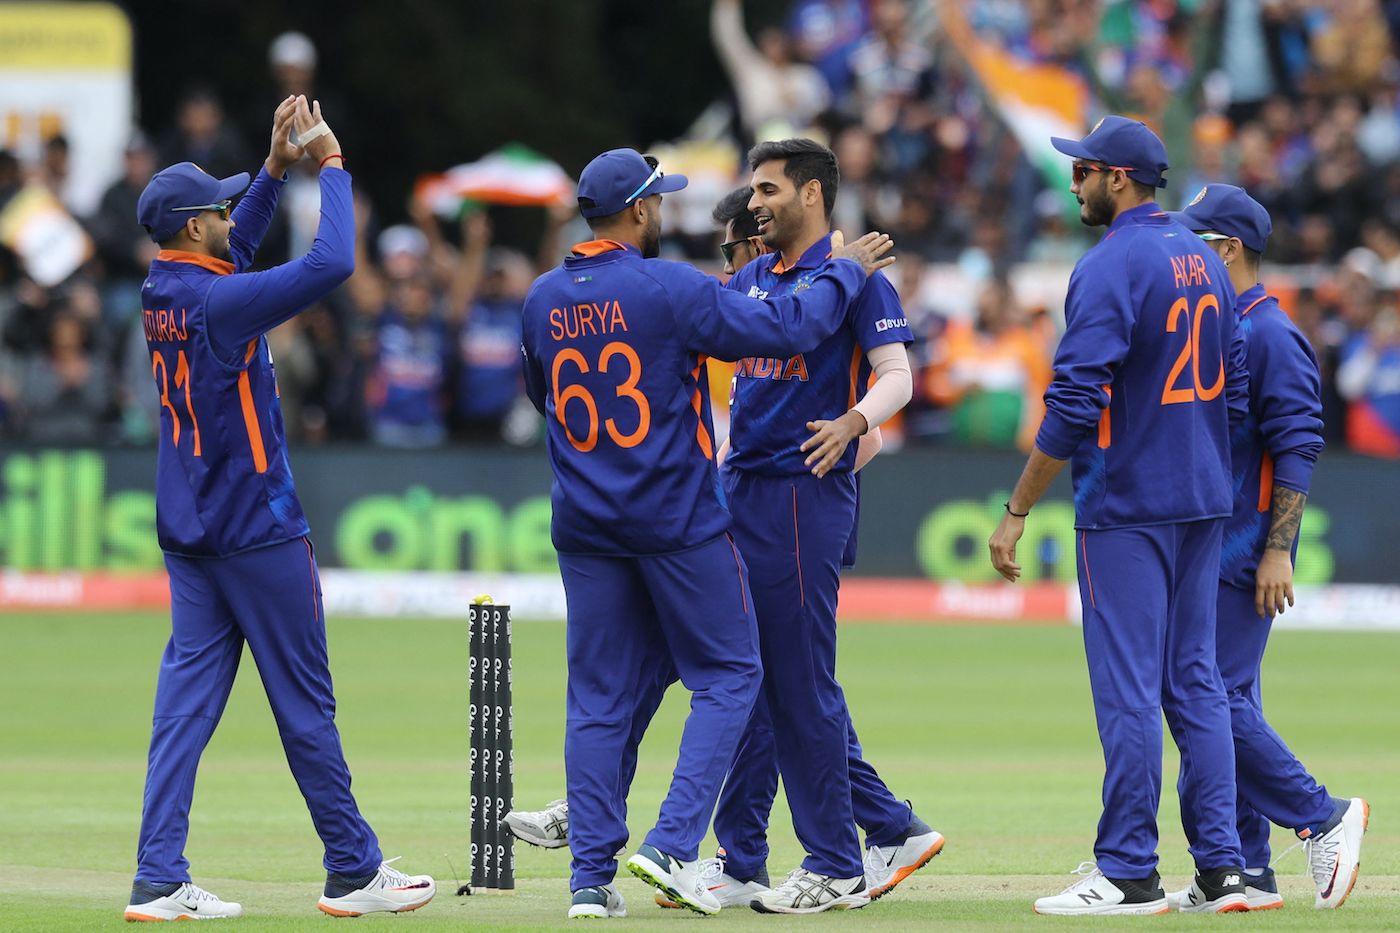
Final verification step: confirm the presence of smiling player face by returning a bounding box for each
[747,160,808,253]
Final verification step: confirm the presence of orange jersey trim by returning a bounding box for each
[1240,295,1268,317]
[771,248,832,276]
[1097,385,1113,449]
[155,249,234,276]
[238,340,269,473]
[725,534,749,614]
[690,356,715,459]
[570,239,629,258]
[1258,451,1274,513]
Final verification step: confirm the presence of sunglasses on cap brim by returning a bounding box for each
[170,199,233,220]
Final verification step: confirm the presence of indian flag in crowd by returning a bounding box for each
[415,143,574,217]
[941,0,1089,201]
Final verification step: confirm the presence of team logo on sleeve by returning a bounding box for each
[874,317,908,332]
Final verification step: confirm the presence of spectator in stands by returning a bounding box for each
[367,271,450,449]
[158,88,253,181]
[711,0,831,143]
[842,0,937,174]
[89,133,159,331]
[788,0,868,97]
[14,310,112,445]
[1337,295,1400,457]
[923,277,1049,450]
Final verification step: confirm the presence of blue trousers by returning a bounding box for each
[1077,520,1242,877]
[1177,582,1333,867]
[559,534,762,891]
[136,537,380,882]
[721,468,908,878]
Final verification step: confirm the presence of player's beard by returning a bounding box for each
[209,225,234,263]
[1079,183,1114,227]
[759,197,802,252]
[641,209,661,259]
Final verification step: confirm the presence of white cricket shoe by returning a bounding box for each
[502,798,569,849]
[864,814,945,900]
[625,844,720,915]
[568,883,626,919]
[317,858,435,916]
[124,881,243,921]
[655,858,769,909]
[750,868,870,913]
[1168,867,1282,911]
[1307,797,1369,909]
[1032,862,1168,916]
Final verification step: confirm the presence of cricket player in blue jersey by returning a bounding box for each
[505,187,932,913]
[1162,185,1369,912]
[717,138,940,915]
[518,148,895,919]
[987,116,1252,916]
[124,97,433,922]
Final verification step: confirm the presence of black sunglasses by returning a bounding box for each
[719,238,749,264]
[170,199,232,220]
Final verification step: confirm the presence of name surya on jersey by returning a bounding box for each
[549,300,630,340]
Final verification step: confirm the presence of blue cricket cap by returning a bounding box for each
[137,162,250,242]
[1169,183,1272,253]
[576,148,687,219]
[1051,115,1169,189]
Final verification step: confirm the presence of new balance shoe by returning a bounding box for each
[568,883,626,919]
[317,858,435,916]
[864,811,945,900]
[502,799,569,849]
[1307,796,1369,909]
[750,868,869,914]
[625,844,720,915]
[124,881,243,921]
[1032,862,1168,916]
[1168,867,1282,911]
[1174,867,1249,913]
[655,859,768,909]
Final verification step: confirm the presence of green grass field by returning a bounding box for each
[2,614,1397,931]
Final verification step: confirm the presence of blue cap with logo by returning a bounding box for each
[576,148,687,219]
[1168,183,1272,253]
[137,162,251,242]
[1051,115,1169,189]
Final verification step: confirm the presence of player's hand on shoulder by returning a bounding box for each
[831,230,896,277]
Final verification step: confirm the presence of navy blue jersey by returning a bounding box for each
[1219,285,1324,588]
[724,233,913,476]
[1036,204,1248,529]
[521,240,867,556]
[141,167,355,556]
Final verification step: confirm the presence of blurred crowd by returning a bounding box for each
[2,0,1400,458]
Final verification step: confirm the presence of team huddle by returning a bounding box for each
[124,95,1366,922]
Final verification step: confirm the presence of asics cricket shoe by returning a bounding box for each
[1306,797,1369,908]
[750,868,870,913]
[865,811,945,900]
[655,859,769,909]
[569,883,626,919]
[1168,867,1282,911]
[1173,867,1249,913]
[1032,862,1168,916]
[625,844,720,915]
[317,857,435,916]
[502,798,569,848]
[124,881,243,921]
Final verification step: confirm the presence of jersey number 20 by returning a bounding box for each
[1161,293,1224,405]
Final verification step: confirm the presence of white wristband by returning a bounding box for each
[295,121,332,145]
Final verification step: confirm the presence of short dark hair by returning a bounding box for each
[1129,178,1156,201]
[712,186,759,238]
[747,138,839,218]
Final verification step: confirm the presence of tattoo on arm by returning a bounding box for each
[1265,486,1307,551]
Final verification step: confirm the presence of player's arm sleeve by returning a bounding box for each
[853,426,882,471]
[226,167,285,272]
[852,342,912,430]
[668,259,866,360]
[1034,260,1133,460]
[1255,322,1325,494]
[206,168,355,359]
[521,343,546,416]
